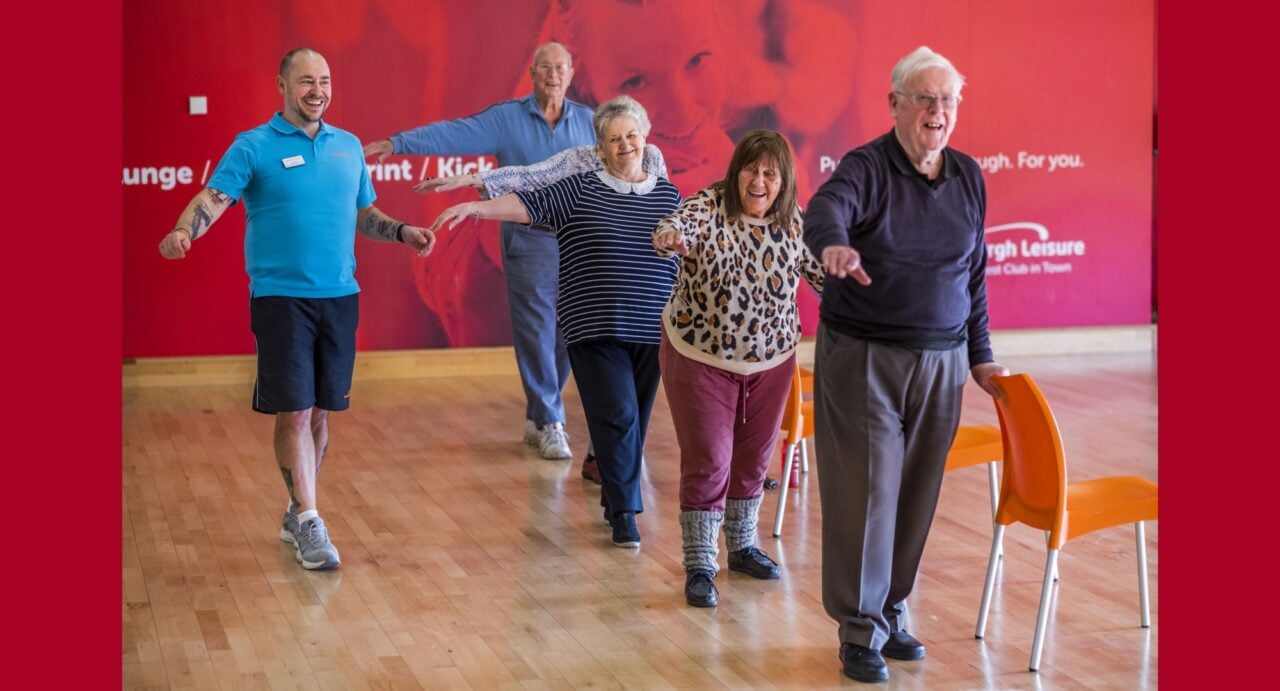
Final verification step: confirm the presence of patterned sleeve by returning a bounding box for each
[478,145,600,198]
[794,208,825,295]
[642,144,668,180]
[653,187,716,257]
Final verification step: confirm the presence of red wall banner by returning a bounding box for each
[123,0,1154,357]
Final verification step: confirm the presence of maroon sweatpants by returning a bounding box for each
[659,330,796,512]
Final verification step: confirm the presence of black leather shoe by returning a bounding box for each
[839,643,889,683]
[684,569,719,607]
[880,630,925,660]
[611,511,640,547]
[728,546,781,579]
[581,453,602,484]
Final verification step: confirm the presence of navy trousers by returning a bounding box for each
[568,338,661,516]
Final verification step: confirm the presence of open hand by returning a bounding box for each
[362,139,394,163]
[413,174,482,195]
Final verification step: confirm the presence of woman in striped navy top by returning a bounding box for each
[429,96,680,548]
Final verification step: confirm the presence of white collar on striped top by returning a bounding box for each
[595,169,658,195]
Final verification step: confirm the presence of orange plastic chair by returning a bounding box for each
[945,424,1003,521]
[769,364,1005,539]
[771,363,813,536]
[975,373,1157,672]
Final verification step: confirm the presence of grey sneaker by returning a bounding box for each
[285,515,341,570]
[523,419,541,446]
[539,422,572,460]
[280,502,299,542]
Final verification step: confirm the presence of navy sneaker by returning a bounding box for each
[611,511,641,548]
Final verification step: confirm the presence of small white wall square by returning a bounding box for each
[189,96,208,116]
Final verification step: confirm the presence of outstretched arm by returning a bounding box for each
[158,187,234,259]
[362,139,394,163]
[416,144,668,199]
[356,205,437,257]
[418,145,601,198]
[428,194,532,233]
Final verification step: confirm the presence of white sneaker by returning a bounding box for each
[523,419,541,446]
[539,422,572,460]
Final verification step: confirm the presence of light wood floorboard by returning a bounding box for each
[124,351,1157,689]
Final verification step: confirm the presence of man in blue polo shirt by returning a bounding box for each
[364,42,595,464]
[159,47,436,571]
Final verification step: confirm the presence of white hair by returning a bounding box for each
[891,46,965,93]
[532,41,572,68]
[592,95,651,140]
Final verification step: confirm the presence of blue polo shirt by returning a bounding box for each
[208,113,375,298]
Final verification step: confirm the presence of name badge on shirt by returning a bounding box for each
[282,155,306,169]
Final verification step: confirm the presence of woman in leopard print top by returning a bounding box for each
[653,129,823,608]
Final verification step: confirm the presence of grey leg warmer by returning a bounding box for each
[724,495,764,552]
[680,510,724,573]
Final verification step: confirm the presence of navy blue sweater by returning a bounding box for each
[803,130,993,365]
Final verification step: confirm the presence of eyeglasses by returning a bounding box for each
[896,91,963,110]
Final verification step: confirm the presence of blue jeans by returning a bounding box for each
[501,222,570,427]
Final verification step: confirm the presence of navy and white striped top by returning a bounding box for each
[516,171,681,345]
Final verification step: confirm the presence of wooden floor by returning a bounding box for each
[123,351,1157,689]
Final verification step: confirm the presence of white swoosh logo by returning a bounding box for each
[985,222,1049,240]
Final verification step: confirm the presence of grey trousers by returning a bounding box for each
[812,323,966,650]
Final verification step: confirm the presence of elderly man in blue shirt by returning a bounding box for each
[364,42,595,464]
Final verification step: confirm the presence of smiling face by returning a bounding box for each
[530,43,574,107]
[598,115,646,177]
[737,157,782,218]
[571,0,731,190]
[277,51,331,134]
[890,66,960,161]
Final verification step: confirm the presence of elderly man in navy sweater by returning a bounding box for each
[802,46,1008,684]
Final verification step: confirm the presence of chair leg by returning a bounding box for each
[1045,532,1058,582]
[800,439,810,473]
[986,462,1002,561]
[1136,521,1151,628]
[975,524,1005,639]
[1029,549,1061,672]
[772,443,796,537]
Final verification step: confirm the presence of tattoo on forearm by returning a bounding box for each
[279,466,298,508]
[191,202,213,240]
[188,190,230,240]
[364,211,401,242]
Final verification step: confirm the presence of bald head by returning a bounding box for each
[279,47,325,79]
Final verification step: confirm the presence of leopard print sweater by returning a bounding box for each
[654,187,824,375]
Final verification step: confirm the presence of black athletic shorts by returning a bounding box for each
[249,293,359,414]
